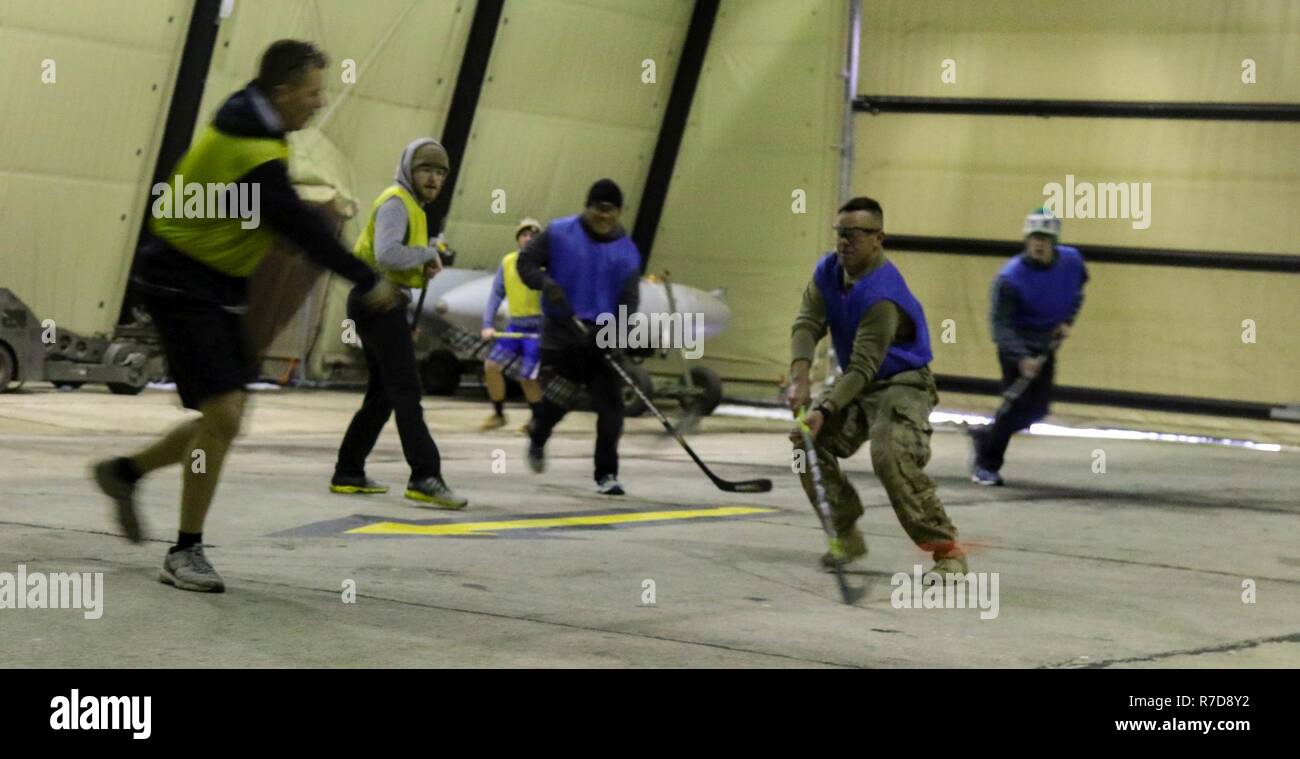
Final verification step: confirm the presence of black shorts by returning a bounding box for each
[142,291,253,410]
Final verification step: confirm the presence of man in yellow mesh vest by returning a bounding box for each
[91,40,401,593]
[479,217,545,431]
[330,138,468,512]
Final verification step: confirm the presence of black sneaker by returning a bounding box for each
[527,442,546,474]
[92,458,144,544]
[596,475,625,496]
[329,474,389,495]
[405,477,468,509]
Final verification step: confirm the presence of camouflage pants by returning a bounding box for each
[796,367,963,560]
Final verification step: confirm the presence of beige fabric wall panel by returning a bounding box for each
[896,252,1299,405]
[859,0,1300,102]
[191,1,476,376]
[197,0,474,227]
[0,0,191,334]
[853,114,1300,255]
[853,2,1300,409]
[443,0,692,270]
[649,0,847,382]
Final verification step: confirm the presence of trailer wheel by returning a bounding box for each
[620,364,655,418]
[107,382,145,396]
[0,342,16,392]
[420,350,462,395]
[680,366,724,416]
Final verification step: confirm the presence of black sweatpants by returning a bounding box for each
[335,286,441,482]
[973,351,1056,473]
[528,346,624,482]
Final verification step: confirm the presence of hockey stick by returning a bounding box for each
[796,409,863,605]
[660,271,703,438]
[410,283,429,333]
[419,310,579,402]
[573,316,771,494]
[992,337,1064,421]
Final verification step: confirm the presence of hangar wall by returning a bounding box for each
[0,0,192,335]
[4,0,1293,410]
[648,0,847,384]
[854,0,1300,406]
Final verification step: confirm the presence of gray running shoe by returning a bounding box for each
[159,544,226,593]
[406,477,469,510]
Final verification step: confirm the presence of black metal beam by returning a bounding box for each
[934,375,1291,422]
[885,234,1300,274]
[119,0,222,324]
[632,0,720,269]
[146,1,223,192]
[426,0,506,237]
[854,95,1300,122]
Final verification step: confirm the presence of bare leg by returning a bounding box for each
[179,391,247,534]
[520,379,542,405]
[483,360,507,402]
[126,418,202,475]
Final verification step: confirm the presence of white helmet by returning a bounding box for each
[1023,207,1061,239]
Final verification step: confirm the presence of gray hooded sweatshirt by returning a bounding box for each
[373,137,444,274]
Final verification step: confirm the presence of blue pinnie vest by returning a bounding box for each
[813,253,932,380]
[997,246,1086,331]
[542,215,642,322]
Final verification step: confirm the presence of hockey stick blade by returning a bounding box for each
[573,316,771,494]
[716,477,773,493]
[831,571,866,605]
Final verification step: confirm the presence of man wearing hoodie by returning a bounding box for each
[91,40,401,593]
[330,138,468,511]
[969,208,1087,485]
[516,180,642,496]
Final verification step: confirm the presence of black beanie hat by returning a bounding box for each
[586,178,623,208]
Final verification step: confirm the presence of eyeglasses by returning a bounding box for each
[833,226,882,240]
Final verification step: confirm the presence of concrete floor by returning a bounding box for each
[1,385,1297,668]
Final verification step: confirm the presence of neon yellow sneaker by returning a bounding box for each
[924,556,970,584]
[406,476,468,510]
[820,528,867,568]
[329,475,389,495]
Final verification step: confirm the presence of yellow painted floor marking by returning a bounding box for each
[347,505,776,536]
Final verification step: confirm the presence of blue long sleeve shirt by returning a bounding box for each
[482,265,506,328]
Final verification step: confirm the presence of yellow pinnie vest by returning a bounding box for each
[501,250,541,318]
[354,185,428,288]
[149,125,289,277]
